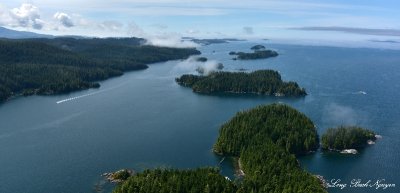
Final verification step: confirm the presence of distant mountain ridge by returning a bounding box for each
[0,26,54,39]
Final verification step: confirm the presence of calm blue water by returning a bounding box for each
[0,42,399,193]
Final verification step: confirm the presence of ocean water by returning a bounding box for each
[0,41,399,193]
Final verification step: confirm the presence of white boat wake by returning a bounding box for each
[56,81,128,104]
[354,91,367,95]
[56,91,102,104]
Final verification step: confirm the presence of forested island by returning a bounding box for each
[113,104,326,193]
[250,45,266,50]
[175,70,307,96]
[233,50,278,60]
[0,38,200,103]
[195,57,208,62]
[229,45,278,60]
[186,38,245,45]
[321,126,377,152]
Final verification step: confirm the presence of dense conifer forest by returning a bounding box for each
[321,126,376,150]
[0,38,200,102]
[234,50,278,60]
[113,168,237,193]
[176,70,307,96]
[214,104,324,192]
[213,104,319,155]
[113,104,327,193]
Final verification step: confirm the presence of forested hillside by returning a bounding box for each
[0,38,200,102]
[214,104,319,155]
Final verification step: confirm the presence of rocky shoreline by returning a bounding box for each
[340,149,358,154]
[101,169,134,183]
[235,157,245,177]
[315,175,328,189]
[325,134,382,154]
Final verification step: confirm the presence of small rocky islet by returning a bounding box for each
[321,126,380,154]
[102,169,134,183]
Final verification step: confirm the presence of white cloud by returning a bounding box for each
[173,56,222,75]
[127,22,197,48]
[8,3,44,29]
[145,33,198,48]
[54,12,74,28]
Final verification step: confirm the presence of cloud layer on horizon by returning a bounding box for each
[1,1,400,45]
[290,26,400,37]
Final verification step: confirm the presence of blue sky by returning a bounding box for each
[1,0,400,43]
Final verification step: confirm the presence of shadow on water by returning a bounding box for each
[178,87,307,102]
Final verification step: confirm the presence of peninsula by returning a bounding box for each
[0,38,200,103]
